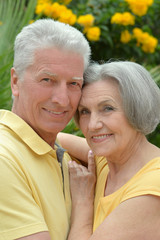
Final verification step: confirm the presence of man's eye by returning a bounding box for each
[79,109,89,115]
[42,78,51,82]
[71,82,78,85]
[70,82,80,87]
[70,82,82,89]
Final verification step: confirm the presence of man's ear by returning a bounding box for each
[11,67,20,97]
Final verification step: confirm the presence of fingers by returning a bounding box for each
[88,150,96,175]
[68,150,95,175]
[68,160,87,174]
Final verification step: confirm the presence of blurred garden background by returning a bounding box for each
[0,0,160,146]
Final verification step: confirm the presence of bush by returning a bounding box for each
[33,0,160,65]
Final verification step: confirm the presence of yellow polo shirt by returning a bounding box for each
[0,110,71,240]
[93,156,160,231]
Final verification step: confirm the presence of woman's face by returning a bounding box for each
[78,79,139,159]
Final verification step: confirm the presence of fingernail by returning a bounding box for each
[89,150,93,155]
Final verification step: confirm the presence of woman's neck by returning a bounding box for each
[104,137,160,196]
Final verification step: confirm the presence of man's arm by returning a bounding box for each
[0,156,50,239]
[17,231,51,240]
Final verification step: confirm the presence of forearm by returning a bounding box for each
[68,202,93,240]
[57,132,90,163]
[68,153,96,240]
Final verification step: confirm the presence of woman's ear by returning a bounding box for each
[11,67,20,97]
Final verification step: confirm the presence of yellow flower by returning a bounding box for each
[29,20,35,24]
[139,32,150,43]
[35,2,52,16]
[86,26,101,41]
[132,27,143,38]
[122,12,135,25]
[111,12,135,26]
[43,3,53,16]
[35,0,52,15]
[35,4,45,14]
[142,36,158,53]
[37,0,51,4]
[35,0,52,17]
[0,21,2,25]
[133,30,150,44]
[51,2,64,19]
[58,9,77,25]
[120,30,132,43]
[77,14,94,27]
[111,13,122,24]
[130,3,148,16]
[132,27,158,53]
[125,0,154,16]
[125,0,154,7]
[146,0,154,6]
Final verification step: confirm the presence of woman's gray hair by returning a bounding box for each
[75,61,160,135]
[13,18,91,78]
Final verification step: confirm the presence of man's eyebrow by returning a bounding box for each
[39,72,83,80]
[72,77,84,81]
[41,71,57,77]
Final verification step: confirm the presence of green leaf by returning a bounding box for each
[0,0,37,110]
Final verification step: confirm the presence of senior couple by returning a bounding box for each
[0,19,160,240]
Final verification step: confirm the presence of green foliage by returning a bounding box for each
[50,0,160,65]
[62,118,84,137]
[88,0,160,64]
[0,0,37,109]
[149,65,160,86]
[148,125,160,147]
[147,65,160,147]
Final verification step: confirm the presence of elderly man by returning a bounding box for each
[0,19,90,240]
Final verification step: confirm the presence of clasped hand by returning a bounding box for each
[68,150,96,206]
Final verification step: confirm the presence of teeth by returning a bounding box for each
[92,134,110,139]
[47,110,63,114]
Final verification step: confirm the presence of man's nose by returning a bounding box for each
[51,83,69,107]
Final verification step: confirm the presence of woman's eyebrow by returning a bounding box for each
[97,100,115,107]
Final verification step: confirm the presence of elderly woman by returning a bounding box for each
[58,61,160,240]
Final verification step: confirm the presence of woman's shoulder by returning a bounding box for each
[121,157,160,202]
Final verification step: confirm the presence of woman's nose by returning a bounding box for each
[88,113,103,131]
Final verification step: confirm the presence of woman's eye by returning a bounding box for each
[104,106,114,111]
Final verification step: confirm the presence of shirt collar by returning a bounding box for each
[0,110,57,156]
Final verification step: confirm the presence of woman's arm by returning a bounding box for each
[68,151,160,240]
[57,132,90,163]
[69,191,160,240]
[68,150,96,240]
[89,194,160,240]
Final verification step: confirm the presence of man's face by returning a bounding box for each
[11,48,84,143]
